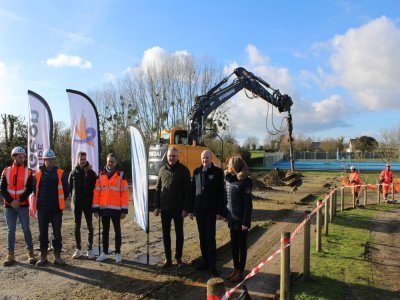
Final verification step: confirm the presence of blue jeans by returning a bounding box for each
[4,207,34,251]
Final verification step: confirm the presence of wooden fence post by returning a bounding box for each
[324,195,329,235]
[329,189,334,223]
[303,211,311,281]
[280,232,291,300]
[333,186,337,217]
[316,200,322,252]
[340,187,344,212]
[207,278,225,300]
[352,186,356,208]
[391,183,394,202]
[363,184,367,206]
[377,181,381,204]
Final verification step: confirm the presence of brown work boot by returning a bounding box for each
[3,251,15,267]
[225,269,238,280]
[230,270,243,283]
[36,251,48,266]
[162,259,172,269]
[27,249,37,265]
[54,252,66,266]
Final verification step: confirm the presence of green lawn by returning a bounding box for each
[292,203,399,299]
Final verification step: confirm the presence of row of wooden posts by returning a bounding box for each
[207,182,395,300]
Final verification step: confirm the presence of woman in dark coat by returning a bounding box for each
[224,155,253,283]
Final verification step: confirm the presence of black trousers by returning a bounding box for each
[230,228,248,272]
[73,207,94,250]
[196,211,217,268]
[161,209,183,261]
[38,210,63,253]
[101,216,121,254]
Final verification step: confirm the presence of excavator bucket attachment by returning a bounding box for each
[283,171,303,192]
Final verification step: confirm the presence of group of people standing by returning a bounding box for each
[1,147,128,266]
[348,162,394,203]
[1,145,252,283]
[154,147,253,283]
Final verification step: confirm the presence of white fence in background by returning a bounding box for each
[263,152,284,168]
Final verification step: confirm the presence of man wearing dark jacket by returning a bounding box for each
[154,147,191,268]
[191,150,224,276]
[34,149,70,266]
[69,152,97,259]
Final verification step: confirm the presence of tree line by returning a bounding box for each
[0,54,249,175]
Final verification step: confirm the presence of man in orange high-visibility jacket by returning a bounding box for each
[93,153,129,263]
[34,149,70,266]
[380,163,393,203]
[0,146,36,266]
[348,165,361,204]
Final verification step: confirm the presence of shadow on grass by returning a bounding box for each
[293,274,400,300]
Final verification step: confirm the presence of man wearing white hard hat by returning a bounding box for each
[379,163,393,203]
[348,165,361,204]
[33,149,70,266]
[0,146,36,266]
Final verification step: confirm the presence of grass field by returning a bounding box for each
[292,203,399,299]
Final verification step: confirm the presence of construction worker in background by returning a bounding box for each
[380,163,393,203]
[93,153,129,263]
[69,151,97,260]
[348,165,361,205]
[0,146,36,266]
[34,149,70,266]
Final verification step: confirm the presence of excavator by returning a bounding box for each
[148,67,301,190]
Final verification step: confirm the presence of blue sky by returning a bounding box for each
[1,0,399,144]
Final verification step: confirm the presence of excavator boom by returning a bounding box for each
[188,67,293,146]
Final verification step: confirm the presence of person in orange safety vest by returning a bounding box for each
[34,149,70,267]
[93,153,129,263]
[379,163,393,203]
[0,146,36,266]
[348,165,361,204]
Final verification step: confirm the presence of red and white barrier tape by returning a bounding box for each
[221,191,331,299]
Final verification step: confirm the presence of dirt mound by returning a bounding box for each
[253,169,303,191]
[253,169,287,190]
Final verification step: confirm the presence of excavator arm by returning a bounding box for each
[189,67,293,145]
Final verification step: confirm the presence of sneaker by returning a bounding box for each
[72,249,82,259]
[115,253,122,263]
[96,252,109,262]
[87,249,95,260]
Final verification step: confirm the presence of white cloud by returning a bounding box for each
[225,45,354,142]
[324,16,400,110]
[45,54,92,69]
[294,95,351,131]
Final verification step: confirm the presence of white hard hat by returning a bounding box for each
[350,165,355,170]
[11,146,26,157]
[42,149,56,159]
[386,163,390,167]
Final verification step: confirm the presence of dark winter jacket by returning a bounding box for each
[154,161,191,211]
[191,163,224,215]
[225,173,253,229]
[34,165,70,213]
[68,162,97,210]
